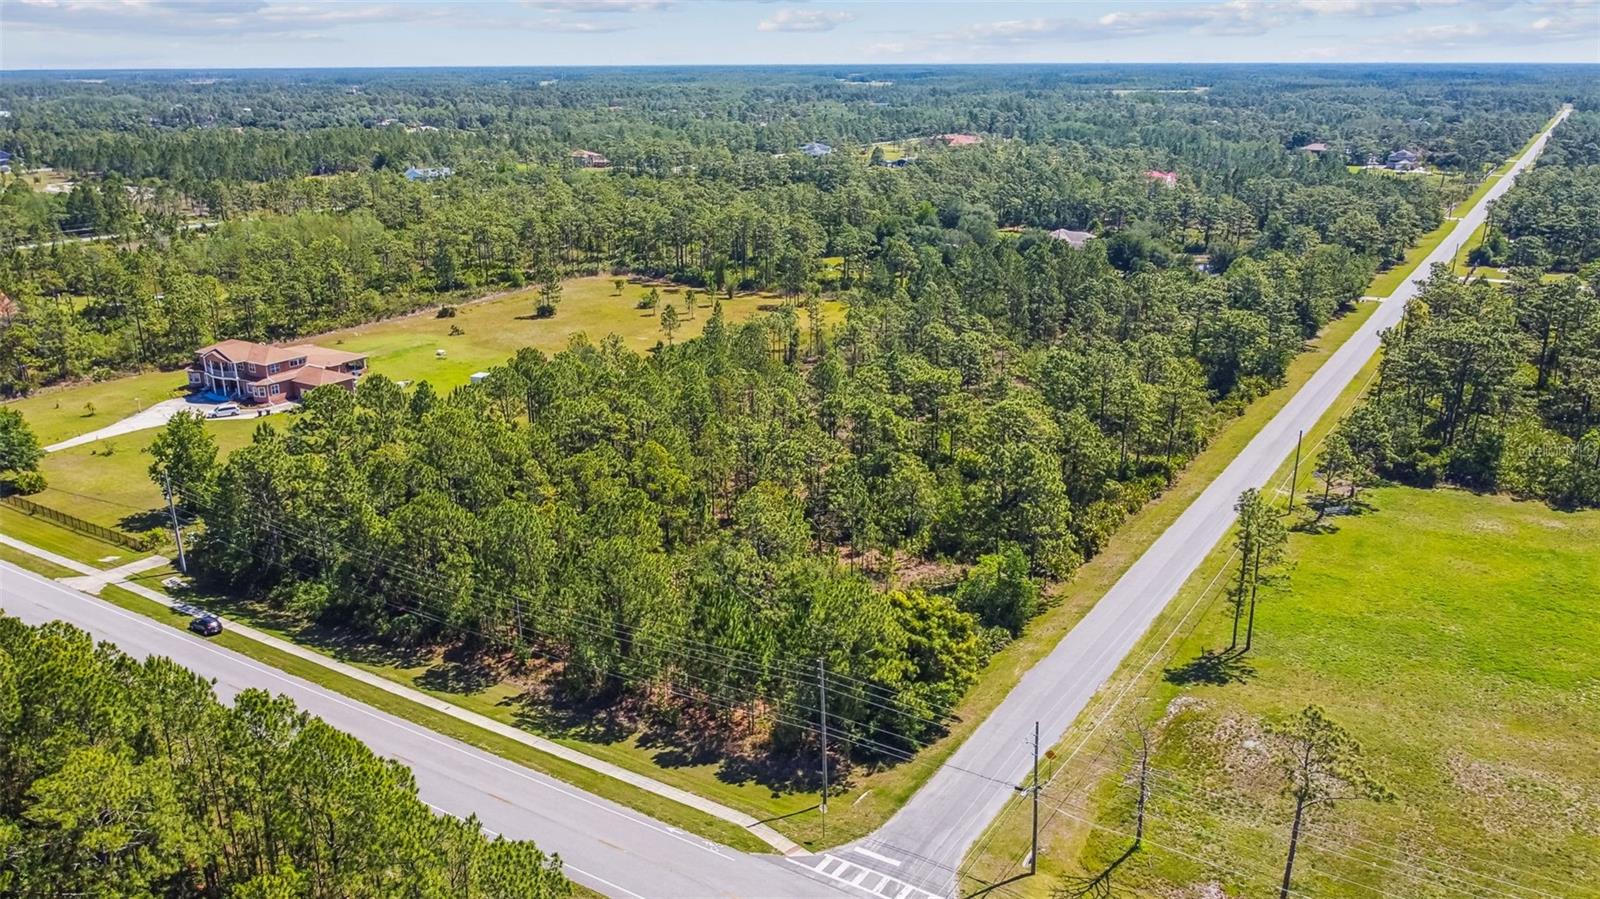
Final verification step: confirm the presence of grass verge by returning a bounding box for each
[1367,219,1455,297]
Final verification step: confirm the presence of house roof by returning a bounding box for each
[800,142,833,156]
[1048,228,1095,248]
[292,345,366,368]
[938,133,981,146]
[1144,170,1178,183]
[197,339,305,366]
[290,367,357,389]
[1297,142,1329,152]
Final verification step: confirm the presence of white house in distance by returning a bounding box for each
[1048,228,1095,249]
[187,339,367,403]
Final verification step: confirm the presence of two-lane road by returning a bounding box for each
[0,564,846,899]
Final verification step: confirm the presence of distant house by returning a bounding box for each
[569,149,611,168]
[1297,142,1329,154]
[800,141,834,157]
[1048,228,1095,249]
[936,133,982,147]
[187,339,367,404]
[0,149,11,173]
[404,166,453,181]
[882,157,914,168]
[1387,149,1420,171]
[1144,169,1178,187]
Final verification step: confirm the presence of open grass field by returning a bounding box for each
[32,416,278,531]
[997,486,1600,899]
[4,275,837,448]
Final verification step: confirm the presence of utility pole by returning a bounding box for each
[1287,429,1303,512]
[817,658,829,817]
[1031,720,1040,876]
[1134,726,1151,849]
[162,470,187,573]
[1016,721,1040,875]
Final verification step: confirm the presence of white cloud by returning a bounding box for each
[523,0,674,12]
[0,0,652,38]
[899,0,1538,50]
[757,7,853,32]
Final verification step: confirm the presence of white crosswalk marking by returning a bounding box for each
[786,855,945,899]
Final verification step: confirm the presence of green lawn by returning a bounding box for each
[1019,487,1600,899]
[5,275,835,448]
[0,504,137,568]
[5,369,192,448]
[34,416,276,531]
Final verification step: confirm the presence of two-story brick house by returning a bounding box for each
[187,339,367,404]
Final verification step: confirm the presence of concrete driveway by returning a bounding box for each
[43,395,289,452]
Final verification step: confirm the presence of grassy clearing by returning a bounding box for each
[5,275,837,447]
[92,580,773,855]
[0,504,136,568]
[1007,487,1600,899]
[35,416,277,530]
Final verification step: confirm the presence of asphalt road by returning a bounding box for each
[834,106,1573,895]
[0,565,853,899]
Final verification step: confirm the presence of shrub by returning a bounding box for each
[534,303,556,318]
[8,470,47,495]
[436,305,458,318]
[133,528,167,552]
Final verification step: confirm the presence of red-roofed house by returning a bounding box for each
[187,339,367,403]
[1144,170,1178,187]
[937,133,982,147]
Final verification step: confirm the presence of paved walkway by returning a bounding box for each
[0,533,802,857]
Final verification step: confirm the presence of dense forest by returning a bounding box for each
[0,64,1583,395]
[1487,110,1600,270]
[0,615,571,898]
[1327,265,1600,508]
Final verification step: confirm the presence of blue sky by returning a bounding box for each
[1,0,1595,69]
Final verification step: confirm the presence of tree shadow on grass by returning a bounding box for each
[118,508,170,533]
[500,687,634,746]
[1294,493,1377,534]
[1049,844,1139,899]
[1163,648,1256,686]
[415,656,499,696]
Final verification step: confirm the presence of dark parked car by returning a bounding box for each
[189,614,223,637]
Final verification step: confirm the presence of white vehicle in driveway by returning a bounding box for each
[208,402,241,418]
